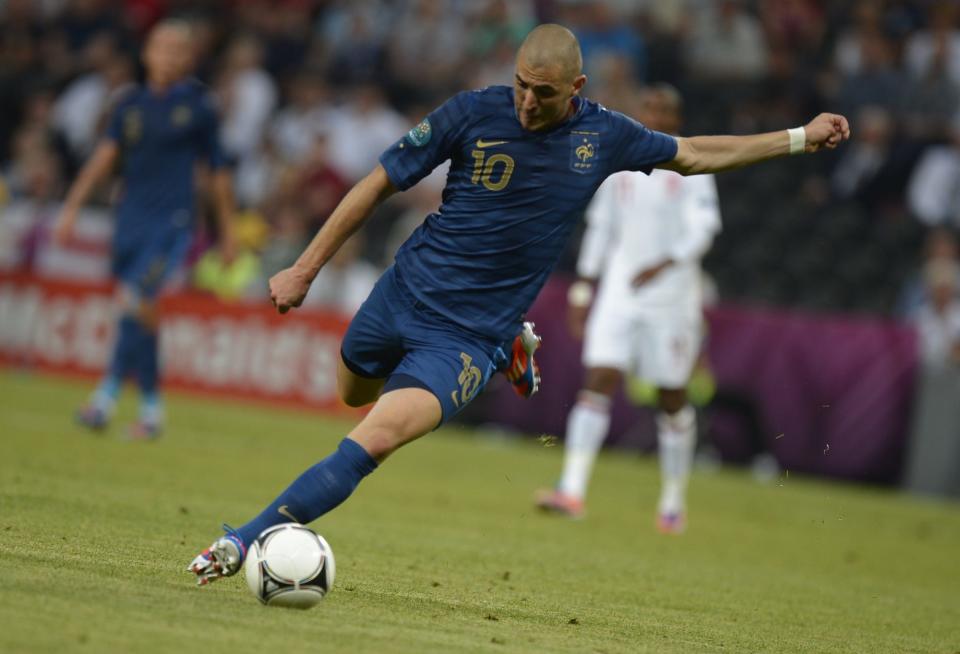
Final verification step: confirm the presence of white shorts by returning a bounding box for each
[582,301,702,389]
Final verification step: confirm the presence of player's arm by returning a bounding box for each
[658,113,851,176]
[53,140,120,244]
[270,164,396,313]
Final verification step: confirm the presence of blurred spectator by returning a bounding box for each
[302,231,379,316]
[386,0,466,102]
[295,135,350,230]
[240,0,312,78]
[899,227,960,319]
[914,259,960,368]
[5,87,69,196]
[192,212,264,301]
[259,202,308,281]
[907,126,960,227]
[268,72,332,164]
[758,0,824,56]
[217,33,277,163]
[832,0,885,77]
[904,2,960,87]
[52,34,135,162]
[834,29,903,119]
[0,149,62,272]
[53,0,124,52]
[565,1,646,80]
[314,0,388,86]
[899,25,960,142]
[468,0,533,59]
[831,105,893,201]
[686,0,768,81]
[324,84,406,183]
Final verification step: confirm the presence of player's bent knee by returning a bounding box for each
[337,359,384,408]
[348,388,441,461]
[583,367,622,397]
[658,388,688,414]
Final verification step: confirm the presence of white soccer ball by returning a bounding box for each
[244,523,335,609]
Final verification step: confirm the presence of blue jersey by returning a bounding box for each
[105,79,225,241]
[379,85,677,342]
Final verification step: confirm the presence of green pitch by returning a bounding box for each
[1,370,957,654]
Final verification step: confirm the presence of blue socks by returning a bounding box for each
[235,438,379,547]
[94,315,141,410]
[137,326,159,397]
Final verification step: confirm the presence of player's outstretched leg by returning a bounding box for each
[188,387,441,585]
[655,395,696,534]
[76,313,141,431]
[504,321,542,398]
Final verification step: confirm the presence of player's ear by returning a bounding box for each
[572,74,587,96]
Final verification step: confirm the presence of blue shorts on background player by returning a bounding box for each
[53,20,236,440]
[188,23,850,584]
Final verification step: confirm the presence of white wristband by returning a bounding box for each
[567,280,593,308]
[787,126,806,155]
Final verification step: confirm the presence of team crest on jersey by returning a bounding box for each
[450,352,482,408]
[570,131,599,174]
[171,105,192,126]
[406,118,432,147]
[123,109,142,144]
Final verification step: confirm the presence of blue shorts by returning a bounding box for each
[341,265,508,426]
[112,228,192,300]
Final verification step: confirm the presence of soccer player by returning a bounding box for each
[188,24,849,584]
[535,85,720,531]
[53,20,236,439]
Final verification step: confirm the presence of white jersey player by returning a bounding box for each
[536,85,721,532]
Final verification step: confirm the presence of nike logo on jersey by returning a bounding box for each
[277,505,300,522]
[476,139,509,148]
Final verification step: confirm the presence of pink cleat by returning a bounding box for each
[534,489,585,519]
[656,512,686,535]
[126,420,162,441]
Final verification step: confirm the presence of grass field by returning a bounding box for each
[1,369,958,654]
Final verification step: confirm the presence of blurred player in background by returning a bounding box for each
[536,85,720,532]
[187,24,849,586]
[54,20,236,439]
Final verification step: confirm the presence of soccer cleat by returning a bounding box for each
[126,420,162,441]
[656,512,686,535]
[534,488,585,519]
[75,405,109,431]
[187,526,247,586]
[504,321,542,398]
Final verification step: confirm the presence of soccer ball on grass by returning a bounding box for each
[244,523,335,609]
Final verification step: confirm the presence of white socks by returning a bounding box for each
[558,392,612,500]
[657,405,696,515]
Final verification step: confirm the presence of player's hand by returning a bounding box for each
[269,265,313,314]
[52,207,79,246]
[802,113,851,152]
[632,259,672,287]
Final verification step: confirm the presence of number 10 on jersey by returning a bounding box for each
[471,150,515,191]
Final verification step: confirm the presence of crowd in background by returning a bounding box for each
[1,0,959,366]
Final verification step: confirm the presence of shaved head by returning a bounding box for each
[514,24,586,131]
[144,18,195,88]
[517,23,583,83]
